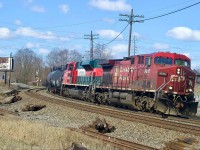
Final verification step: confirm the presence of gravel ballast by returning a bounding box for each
[0,90,200,149]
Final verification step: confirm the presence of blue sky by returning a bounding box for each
[0,0,199,68]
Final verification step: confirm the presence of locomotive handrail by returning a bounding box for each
[155,78,171,99]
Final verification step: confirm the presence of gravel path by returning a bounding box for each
[0,89,200,149]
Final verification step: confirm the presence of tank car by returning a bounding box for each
[46,65,66,93]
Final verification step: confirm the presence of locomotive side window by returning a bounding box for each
[145,57,152,66]
[138,56,144,64]
[175,59,190,67]
[69,64,73,70]
[131,57,135,64]
[154,57,172,65]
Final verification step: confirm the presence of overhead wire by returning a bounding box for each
[94,1,200,47]
[94,23,129,46]
[142,1,200,21]
[1,1,200,52]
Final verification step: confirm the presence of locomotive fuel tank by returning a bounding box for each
[68,89,83,98]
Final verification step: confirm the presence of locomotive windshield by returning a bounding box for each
[175,59,190,67]
[154,57,172,65]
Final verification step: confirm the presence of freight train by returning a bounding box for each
[47,52,198,117]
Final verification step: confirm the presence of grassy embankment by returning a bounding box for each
[0,116,117,150]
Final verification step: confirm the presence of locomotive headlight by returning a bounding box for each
[189,89,193,92]
[169,86,173,90]
[177,68,181,75]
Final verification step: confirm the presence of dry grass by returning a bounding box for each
[195,84,200,95]
[0,116,119,150]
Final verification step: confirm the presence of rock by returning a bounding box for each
[89,117,116,133]
[11,83,30,90]
[21,104,46,111]
[0,89,18,97]
[0,95,22,104]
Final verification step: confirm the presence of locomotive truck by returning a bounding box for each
[47,52,198,117]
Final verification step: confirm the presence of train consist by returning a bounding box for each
[47,52,198,117]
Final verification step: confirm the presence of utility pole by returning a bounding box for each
[8,52,12,89]
[133,35,137,56]
[119,9,143,57]
[84,31,99,60]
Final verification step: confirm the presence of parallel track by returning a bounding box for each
[79,128,156,150]
[25,90,200,137]
[0,108,19,116]
[26,89,156,150]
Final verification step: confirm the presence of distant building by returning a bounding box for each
[193,69,200,84]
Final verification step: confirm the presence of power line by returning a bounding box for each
[94,23,129,46]
[142,1,200,21]
[140,0,197,15]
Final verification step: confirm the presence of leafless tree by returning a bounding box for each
[93,43,112,60]
[46,48,69,67]
[46,48,83,67]
[68,50,83,62]
[14,48,43,84]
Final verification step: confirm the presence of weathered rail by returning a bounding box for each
[79,128,156,150]
[0,108,19,116]
[25,90,200,136]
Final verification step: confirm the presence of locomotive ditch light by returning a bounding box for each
[177,68,181,75]
[189,89,193,92]
[169,86,173,90]
[158,72,168,76]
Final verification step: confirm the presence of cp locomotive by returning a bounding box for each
[47,52,198,117]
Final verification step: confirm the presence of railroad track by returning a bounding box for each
[26,89,156,150]
[79,128,156,150]
[0,108,19,116]
[25,90,200,136]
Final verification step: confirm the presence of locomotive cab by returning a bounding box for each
[153,52,198,117]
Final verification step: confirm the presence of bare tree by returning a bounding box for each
[68,50,83,62]
[46,48,69,67]
[14,48,43,84]
[93,43,112,60]
[46,48,83,67]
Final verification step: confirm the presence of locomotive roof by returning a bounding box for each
[130,52,190,60]
[153,52,190,60]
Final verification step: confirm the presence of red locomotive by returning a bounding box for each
[47,52,198,117]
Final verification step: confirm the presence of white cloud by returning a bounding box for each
[31,5,46,13]
[110,44,127,54]
[167,27,200,41]
[16,27,69,41]
[102,18,115,24]
[39,48,49,54]
[133,32,140,37]
[14,20,22,25]
[59,4,69,13]
[89,0,131,12]
[26,42,40,48]
[0,28,13,39]
[97,29,123,39]
[0,2,3,8]
[153,43,169,50]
